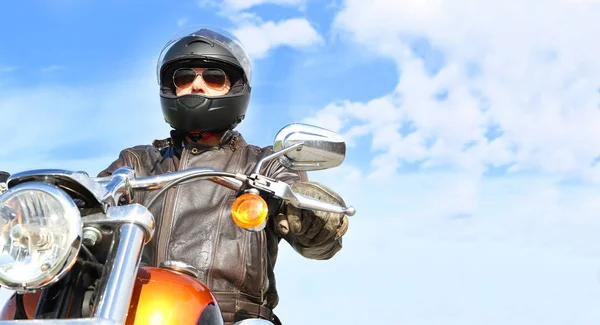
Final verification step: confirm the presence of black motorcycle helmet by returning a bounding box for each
[156,26,252,133]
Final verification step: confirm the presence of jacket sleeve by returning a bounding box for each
[258,146,344,260]
[97,149,154,265]
[97,150,130,177]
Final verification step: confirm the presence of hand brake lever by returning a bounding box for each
[245,175,356,216]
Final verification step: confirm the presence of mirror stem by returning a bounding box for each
[253,142,304,174]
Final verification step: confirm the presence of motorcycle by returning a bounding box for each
[0,123,355,325]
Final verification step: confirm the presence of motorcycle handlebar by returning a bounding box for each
[120,167,355,217]
[129,168,246,192]
[292,192,356,216]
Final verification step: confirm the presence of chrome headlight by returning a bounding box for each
[0,182,82,291]
[233,320,274,325]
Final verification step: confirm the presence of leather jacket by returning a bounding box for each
[98,130,343,324]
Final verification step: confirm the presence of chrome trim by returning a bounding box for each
[82,204,155,244]
[247,176,356,216]
[252,142,304,174]
[233,319,275,325]
[272,123,346,171]
[82,227,103,247]
[211,175,246,192]
[6,170,107,206]
[0,182,83,291]
[292,192,356,216]
[127,168,244,191]
[0,207,153,324]
[101,167,135,207]
[92,223,145,324]
[159,260,200,278]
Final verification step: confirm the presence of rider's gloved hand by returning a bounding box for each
[274,181,349,259]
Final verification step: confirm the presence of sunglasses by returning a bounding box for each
[172,68,228,90]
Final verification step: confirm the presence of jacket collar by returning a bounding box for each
[152,129,247,151]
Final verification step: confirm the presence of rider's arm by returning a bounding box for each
[97,149,135,177]
[259,147,349,260]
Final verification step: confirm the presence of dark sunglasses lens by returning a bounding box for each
[202,69,226,89]
[173,69,197,88]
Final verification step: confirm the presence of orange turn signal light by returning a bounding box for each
[231,193,268,230]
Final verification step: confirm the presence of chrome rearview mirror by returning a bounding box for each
[272,123,346,171]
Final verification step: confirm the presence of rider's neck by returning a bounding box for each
[184,133,224,147]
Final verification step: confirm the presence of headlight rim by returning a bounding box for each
[0,181,82,291]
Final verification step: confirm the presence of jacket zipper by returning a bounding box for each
[155,148,188,265]
[260,230,265,302]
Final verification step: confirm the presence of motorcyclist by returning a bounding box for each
[98,26,349,325]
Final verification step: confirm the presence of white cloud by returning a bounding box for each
[197,0,321,60]
[274,168,600,324]
[222,0,305,11]
[198,0,306,14]
[282,3,600,323]
[233,18,323,59]
[301,102,347,133]
[0,59,172,177]
[317,0,600,181]
[5,3,600,324]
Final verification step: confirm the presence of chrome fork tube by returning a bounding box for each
[92,223,145,324]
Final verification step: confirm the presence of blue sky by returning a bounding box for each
[3,0,600,324]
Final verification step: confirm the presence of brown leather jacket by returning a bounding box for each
[98,130,343,324]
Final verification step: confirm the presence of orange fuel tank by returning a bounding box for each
[125,266,219,325]
[0,266,220,324]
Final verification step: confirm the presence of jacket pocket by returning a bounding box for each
[239,228,267,303]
